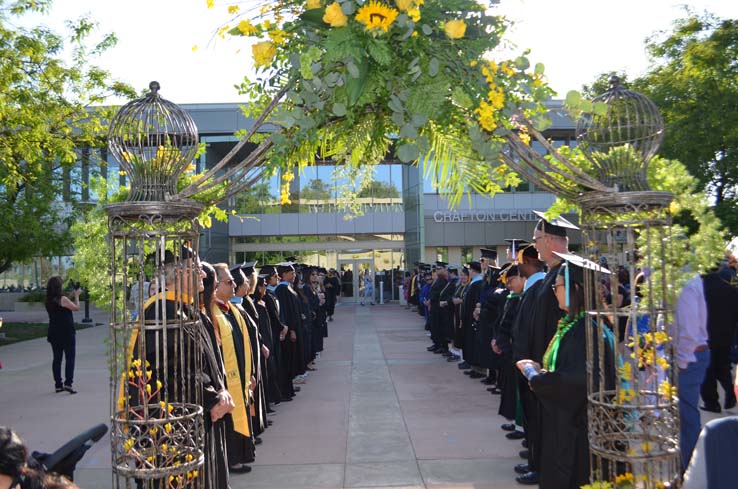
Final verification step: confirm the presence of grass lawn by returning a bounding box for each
[0,322,93,346]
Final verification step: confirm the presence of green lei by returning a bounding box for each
[507,292,520,300]
[542,311,586,372]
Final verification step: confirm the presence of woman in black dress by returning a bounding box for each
[45,276,81,394]
[516,253,616,489]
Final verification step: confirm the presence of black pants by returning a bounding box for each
[518,372,541,472]
[701,345,736,406]
[51,336,76,388]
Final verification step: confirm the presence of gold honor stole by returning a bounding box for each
[214,303,253,437]
[117,290,191,409]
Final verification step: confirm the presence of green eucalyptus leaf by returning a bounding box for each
[564,90,582,107]
[399,123,418,139]
[391,111,405,127]
[411,113,429,127]
[428,57,439,77]
[341,1,355,15]
[534,62,545,75]
[422,24,432,35]
[332,103,347,117]
[397,143,420,163]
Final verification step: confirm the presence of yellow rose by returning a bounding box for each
[323,2,348,27]
[252,41,277,68]
[443,19,466,39]
[395,0,413,11]
[307,0,322,9]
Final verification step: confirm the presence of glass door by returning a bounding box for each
[338,261,355,302]
[337,259,374,303]
[356,260,374,305]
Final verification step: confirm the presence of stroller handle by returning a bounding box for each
[40,423,108,472]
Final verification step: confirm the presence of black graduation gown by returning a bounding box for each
[530,318,616,489]
[494,294,521,420]
[264,289,291,398]
[440,278,456,341]
[528,264,564,363]
[452,283,467,349]
[477,286,508,370]
[275,283,306,379]
[461,279,484,366]
[197,311,230,489]
[252,295,282,406]
[429,277,449,347]
[237,299,267,436]
[303,284,324,354]
[324,276,339,318]
[221,306,256,465]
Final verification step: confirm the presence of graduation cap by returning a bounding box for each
[467,261,482,273]
[276,261,295,275]
[505,264,521,278]
[504,239,528,258]
[318,267,327,275]
[533,210,579,238]
[285,256,298,263]
[229,266,246,287]
[553,252,611,307]
[180,243,195,261]
[517,243,541,263]
[460,265,470,275]
[498,262,516,285]
[240,260,258,276]
[448,265,458,273]
[480,248,497,260]
[259,265,277,277]
[435,261,448,268]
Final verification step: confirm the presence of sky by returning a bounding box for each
[18,0,738,104]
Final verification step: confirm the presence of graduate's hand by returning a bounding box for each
[452,298,462,305]
[249,376,256,392]
[262,344,270,359]
[290,330,297,342]
[491,340,501,355]
[440,301,448,307]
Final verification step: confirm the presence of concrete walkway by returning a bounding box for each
[9,303,729,488]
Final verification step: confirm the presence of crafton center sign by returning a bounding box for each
[431,210,538,223]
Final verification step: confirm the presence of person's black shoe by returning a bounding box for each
[725,397,737,410]
[489,387,501,395]
[516,471,539,485]
[700,403,722,413]
[481,378,495,385]
[501,423,516,432]
[468,372,485,379]
[457,361,471,370]
[447,356,459,362]
[280,396,293,402]
[519,449,529,459]
[514,463,530,474]
[267,407,276,414]
[506,430,525,440]
[63,385,77,395]
[427,345,438,352]
[441,351,452,357]
[254,437,263,445]
[267,420,273,426]
[55,387,64,393]
[521,439,528,448]
[229,464,252,474]
[433,348,446,354]
[294,387,301,392]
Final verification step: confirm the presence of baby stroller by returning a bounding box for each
[28,424,108,483]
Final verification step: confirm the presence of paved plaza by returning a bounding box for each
[1,303,731,488]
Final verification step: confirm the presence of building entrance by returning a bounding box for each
[337,259,373,303]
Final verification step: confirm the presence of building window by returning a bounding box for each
[460,246,473,265]
[435,247,448,263]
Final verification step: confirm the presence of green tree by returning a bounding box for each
[0,0,134,274]
[357,180,400,199]
[632,13,738,234]
[300,178,332,201]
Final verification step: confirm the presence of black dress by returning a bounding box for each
[46,299,76,388]
[530,318,616,489]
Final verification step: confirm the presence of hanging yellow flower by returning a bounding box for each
[237,19,258,35]
[268,28,289,45]
[307,0,322,9]
[227,5,239,14]
[443,19,466,39]
[355,1,399,33]
[323,2,348,27]
[475,100,498,132]
[252,41,277,68]
[395,0,412,11]
[206,0,215,9]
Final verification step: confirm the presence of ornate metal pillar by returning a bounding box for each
[106,82,206,488]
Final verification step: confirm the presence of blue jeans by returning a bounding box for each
[678,349,710,471]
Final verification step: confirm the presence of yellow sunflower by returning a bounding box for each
[355,1,399,33]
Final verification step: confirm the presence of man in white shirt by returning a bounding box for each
[675,273,710,472]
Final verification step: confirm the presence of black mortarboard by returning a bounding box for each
[318,267,327,275]
[553,251,611,307]
[504,239,528,258]
[285,256,298,263]
[480,248,497,260]
[240,260,258,275]
[533,210,579,238]
[230,266,246,287]
[505,264,520,278]
[448,265,458,273]
[460,266,470,275]
[468,261,482,273]
[518,243,541,263]
[180,243,195,261]
[276,262,295,275]
[259,265,277,277]
[435,261,448,268]
[163,249,176,265]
